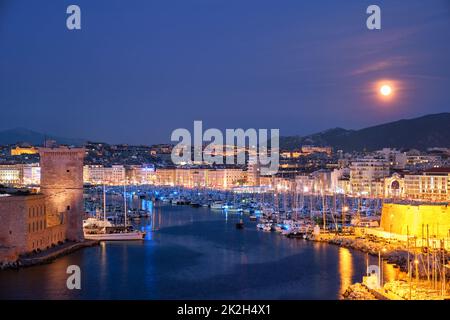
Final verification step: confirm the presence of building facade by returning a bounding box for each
[0,166,21,185]
[403,168,450,202]
[350,158,389,197]
[84,165,126,185]
[0,163,41,186]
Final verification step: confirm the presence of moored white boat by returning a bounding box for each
[83,184,146,241]
[84,228,145,240]
[210,202,224,210]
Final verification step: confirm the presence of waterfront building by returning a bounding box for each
[0,166,21,185]
[174,167,197,187]
[125,165,142,184]
[350,158,389,197]
[0,164,41,186]
[109,165,126,185]
[140,165,157,184]
[21,164,41,185]
[208,168,246,189]
[152,167,247,190]
[155,168,176,186]
[83,165,126,185]
[83,165,104,184]
[126,164,156,185]
[403,168,450,202]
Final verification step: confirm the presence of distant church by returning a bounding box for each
[0,147,85,263]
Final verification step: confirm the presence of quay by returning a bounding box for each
[1,240,99,270]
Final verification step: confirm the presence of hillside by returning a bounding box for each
[280,113,450,152]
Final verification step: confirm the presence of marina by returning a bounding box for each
[0,200,397,300]
[1,184,448,300]
[86,185,386,242]
[80,185,450,300]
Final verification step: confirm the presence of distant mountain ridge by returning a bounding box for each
[1,113,449,151]
[0,128,85,146]
[280,113,450,152]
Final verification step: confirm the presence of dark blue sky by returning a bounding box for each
[1,0,449,144]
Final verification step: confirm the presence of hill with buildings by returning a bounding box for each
[0,128,84,146]
[280,113,450,152]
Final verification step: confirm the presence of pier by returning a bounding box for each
[2,240,99,269]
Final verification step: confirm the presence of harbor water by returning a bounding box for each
[0,203,398,299]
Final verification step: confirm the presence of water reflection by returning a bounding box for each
[99,241,108,294]
[338,247,353,296]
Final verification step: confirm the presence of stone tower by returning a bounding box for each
[39,147,85,241]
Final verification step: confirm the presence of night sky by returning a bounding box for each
[0,0,449,144]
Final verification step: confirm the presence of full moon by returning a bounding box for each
[380,84,392,96]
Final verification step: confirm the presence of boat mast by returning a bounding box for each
[342,193,346,233]
[124,183,127,228]
[103,183,106,222]
[322,190,326,230]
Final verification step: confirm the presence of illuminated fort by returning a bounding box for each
[380,202,450,240]
[362,202,450,248]
[0,147,85,263]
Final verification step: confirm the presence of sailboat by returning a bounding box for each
[84,184,146,241]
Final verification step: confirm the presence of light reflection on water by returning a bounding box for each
[339,247,353,297]
[0,204,404,299]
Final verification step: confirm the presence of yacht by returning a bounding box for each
[225,206,243,213]
[83,184,146,241]
[84,225,146,241]
[210,201,224,210]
